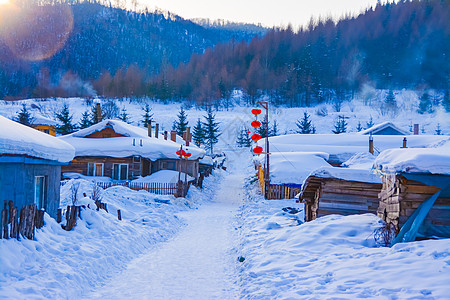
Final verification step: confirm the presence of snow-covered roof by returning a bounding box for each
[256,152,331,184]
[373,140,450,175]
[31,115,58,126]
[132,170,194,184]
[0,115,75,163]
[199,155,214,166]
[342,152,377,169]
[60,119,205,160]
[307,166,382,184]
[359,121,408,135]
[262,134,449,160]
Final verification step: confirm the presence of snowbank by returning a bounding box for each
[132,170,194,184]
[0,115,75,163]
[238,184,450,299]
[374,141,450,175]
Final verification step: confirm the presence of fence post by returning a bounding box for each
[1,201,7,239]
[117,209,122,221]
[10,207,18,239]
[57,209,62,223]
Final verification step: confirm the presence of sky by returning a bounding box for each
[140,0,389,28]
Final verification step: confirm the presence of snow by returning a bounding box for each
[373,140,450,175]
[59,119,205,160]
[62,172,113,182]
[359,121,409,135]
[342,151,377,169]
[199,155,214,165]
[131,170,194,184]
[31,115,58,126]
[238,182,450,299]
[256,152,330,184]
[307,166,382,184]
[0,115,75,163]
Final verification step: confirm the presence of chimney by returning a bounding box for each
[148,120,152,137]
[369,134,374,154]
[185,127,191,146]
[96,103,102,122]
[414,124,419,135]
[402,137,407,148]
[164,131,168,140]
[170,130,177,142]
[155,123,159,139]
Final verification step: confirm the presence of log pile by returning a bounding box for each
[1,201,44,240]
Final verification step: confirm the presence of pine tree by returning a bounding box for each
[56,103,75,135]
[79,109,92,129]
[257,115,272,138]
[296,112,313,134]
[17,104,32,126]
[192,118,205,147]
[382,90,398,116]
[366,116,374,129]
[141,104,153,128]
[435,123,442,135]
[236,127,251,147]
[443,90,450,112]
[202,108,221,154]
[118,108,130,123]
[418,91,432,114]
[332,115,348,134]
[173,107,189,135]
[271,120,278,137]
[356,121,363,132]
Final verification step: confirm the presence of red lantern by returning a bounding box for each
[247,131,251,134]
[181,150,187,156]
[253,146,263,154]
[251,133,261,142]
[185,153,192,158]
[251,108,262,115]
[251,120,261,128]
[176,150,181,156]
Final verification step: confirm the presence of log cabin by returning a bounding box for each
[300,167,382,221]
[59,120,205,182]
[0,116,75,218]
[374,146,450,239]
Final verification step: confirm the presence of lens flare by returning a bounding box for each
[0,4,73,61]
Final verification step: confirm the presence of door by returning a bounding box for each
[35,176,46,210]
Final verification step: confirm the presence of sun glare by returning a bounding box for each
[0,0,10,6]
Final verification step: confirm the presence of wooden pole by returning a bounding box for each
[155,123,159,139]
[96,103,102,122]
[148,120,152,137]
[117,209,122,221]
[369,134,374,154]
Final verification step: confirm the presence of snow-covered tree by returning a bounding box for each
[418,91,433,114]
[443,90,450,112]
[141,104,153,128]
[79,109,92,129]
[356,121,363,132]
[16,104,32,126]
[332,115,347,134]
[257,115,272,138]
[118,108,130,123]
[202,108,220,154]
[236,127,251,147]
[192,118,205,147]
[296,112,313,134]
[56,103,75,135]
[173,107,189,136]
[381,90,398,116]
[435,123,442,135]
[366,116,374,129]
[271,120,278,137]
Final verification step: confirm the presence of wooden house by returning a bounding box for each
[31,116,58,136]
[300,167,382,221]
[0,116,75,218]
[359,121,408,136]
[374,147,450,239]
[59,120,205,181]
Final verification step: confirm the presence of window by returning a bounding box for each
[113,164,128,180]
[35,176,46,210]
[88,163,104,177]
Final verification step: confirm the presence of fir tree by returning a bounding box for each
[296,112,313,134]
[192,118,205,147]
[442,90,450,112]
[418,91,432,114]
[236,127,252,148]
[56,103,75,135]
[141,104,153,128]
[17,104,32,126]
[79,109,92,129]
[356,121,363,132]
[382,90,398,116]
[173,107,189,135]
[435,123,442,135]
[257,115,272,138]
[332,115,347,134]
[202,108,221,154]
[366,116,374,129]
[118,108,130,123]
[271,120,278,137]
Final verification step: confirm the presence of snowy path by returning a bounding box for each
[86,165,244,299]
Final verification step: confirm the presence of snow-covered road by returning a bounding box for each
[87,160,244,299]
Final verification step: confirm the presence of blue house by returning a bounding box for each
[0,116,75,218]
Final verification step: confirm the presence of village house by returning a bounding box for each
[373,145,450,240]
[30,115,58,136]
[0,116,75,218]
[299,166,382,221]
[359,121,409,136]
[59,119,205,182]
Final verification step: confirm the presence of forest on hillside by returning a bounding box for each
[0,0,448,105]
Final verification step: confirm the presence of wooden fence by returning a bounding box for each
[1,201,44,240]
[257,166,301,199]
[95,182,179,195]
